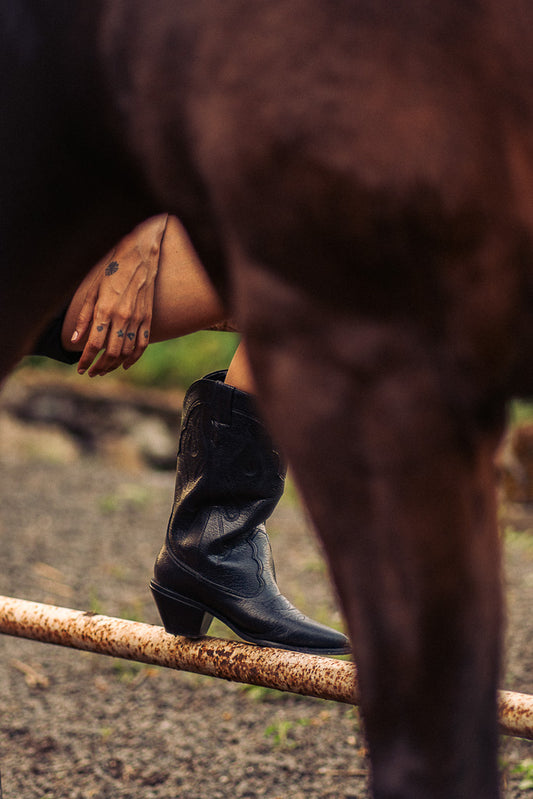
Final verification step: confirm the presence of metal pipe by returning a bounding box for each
[498,690,533,740]
[0,595,358,704]
[1,595,532,740]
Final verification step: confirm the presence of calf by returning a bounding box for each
[3,2,533,797]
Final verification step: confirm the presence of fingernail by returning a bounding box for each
[77,368,85,375]
[71,331,79,343]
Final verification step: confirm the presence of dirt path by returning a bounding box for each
[0,374,532,798]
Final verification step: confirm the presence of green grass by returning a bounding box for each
[512,759,533,792]
[503,526,533,553]
[98,483,153,514]
[509,400,533,427]
[111,658,147,683]
[116,331,239,388]
[22,330,240,391]
[264,718,313,749]
[240,683,288,702]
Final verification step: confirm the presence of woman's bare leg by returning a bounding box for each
[224,340,254,392]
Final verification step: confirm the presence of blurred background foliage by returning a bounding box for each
[22,330,240,390]
[19,329,533,429]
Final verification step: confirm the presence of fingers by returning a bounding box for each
[122,325,151,371]
[76,317,111,375]
[74,264,154,376]
[70,216,165,376]
[78,301,152,377]
[70,288,98,347]
[89,327,139,377]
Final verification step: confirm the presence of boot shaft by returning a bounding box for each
[168,371,286,568]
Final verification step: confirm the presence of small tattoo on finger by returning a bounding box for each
[127,332,135,341]
[117,330,124,338]
[144,330,149,339]
[97,324,105,332]
[105,261,119,276]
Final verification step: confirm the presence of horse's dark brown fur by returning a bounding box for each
[2,2,533,796]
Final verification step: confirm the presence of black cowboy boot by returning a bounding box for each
[151,371,350,655]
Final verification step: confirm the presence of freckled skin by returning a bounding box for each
[2,2,533,797]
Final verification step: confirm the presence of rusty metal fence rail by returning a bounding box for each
[1,594,532,740]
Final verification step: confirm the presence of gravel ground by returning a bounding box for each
[0,373,532,798]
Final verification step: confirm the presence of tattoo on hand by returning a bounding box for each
[144,330,149,339]
[105,260,119,276]
[97,324,105,332]
[117,330,124,338]
[127,332,135,341]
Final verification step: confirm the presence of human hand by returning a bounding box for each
[73,215,168,377]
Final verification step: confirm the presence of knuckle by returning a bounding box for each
[115,311,130,327]
[95,301,114,318]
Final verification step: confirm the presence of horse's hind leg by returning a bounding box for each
[238,268,503,799]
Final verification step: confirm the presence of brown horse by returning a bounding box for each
[2,2,533,797]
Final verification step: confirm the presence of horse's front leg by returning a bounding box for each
[239,270,503,799]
